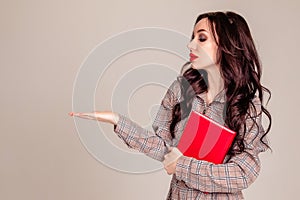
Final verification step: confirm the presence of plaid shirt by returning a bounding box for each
[114,79,268,200]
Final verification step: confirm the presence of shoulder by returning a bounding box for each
[162,78,182,109]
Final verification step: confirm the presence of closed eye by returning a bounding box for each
[199,35,207,42]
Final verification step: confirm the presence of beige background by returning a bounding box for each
[1,0,299,199]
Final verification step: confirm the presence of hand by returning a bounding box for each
[163,147,183,175]
[69,111,119,125]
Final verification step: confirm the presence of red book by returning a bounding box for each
[177,111,236,164]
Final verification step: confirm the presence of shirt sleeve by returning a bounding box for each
[175,96,269,193]
[113,80,181,162]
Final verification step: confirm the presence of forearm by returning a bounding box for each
[114,114,169,161]
[175,151,261,193]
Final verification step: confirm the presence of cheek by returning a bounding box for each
[211,50,218,63]
[207,45,218,63]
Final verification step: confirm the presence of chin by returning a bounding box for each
[191,63,204,70]
[192,62,217,70]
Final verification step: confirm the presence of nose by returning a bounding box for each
[187,39,196,51]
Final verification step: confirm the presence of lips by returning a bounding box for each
[189,53,198,62]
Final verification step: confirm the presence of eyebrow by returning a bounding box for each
[196,29,207,33]
[193,28,208,36]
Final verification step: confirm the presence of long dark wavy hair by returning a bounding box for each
[170,11,272,155]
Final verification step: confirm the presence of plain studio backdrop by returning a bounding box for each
[1,0,299,199]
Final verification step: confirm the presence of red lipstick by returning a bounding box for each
[189,53,198,62]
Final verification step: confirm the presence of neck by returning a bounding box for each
[205,66,224,104]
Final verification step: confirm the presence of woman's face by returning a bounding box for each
[188,18,219,69]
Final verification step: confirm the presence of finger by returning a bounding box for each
[78,112,93,116]
[77,113,96,118]
[163,159,167,166]
[72,113,95,120]
[82,114,97,120]
[71,112,82,116]
[80,115,93,119]
[165,167,171,175]
[163,157,171,167]
[164,165,169,172]
[163,153,170,161]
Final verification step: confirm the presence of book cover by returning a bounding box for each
[177,111,236,164]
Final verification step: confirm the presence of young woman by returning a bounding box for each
[70,11,271,199]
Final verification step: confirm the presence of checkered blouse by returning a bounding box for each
[114,79,268,199]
